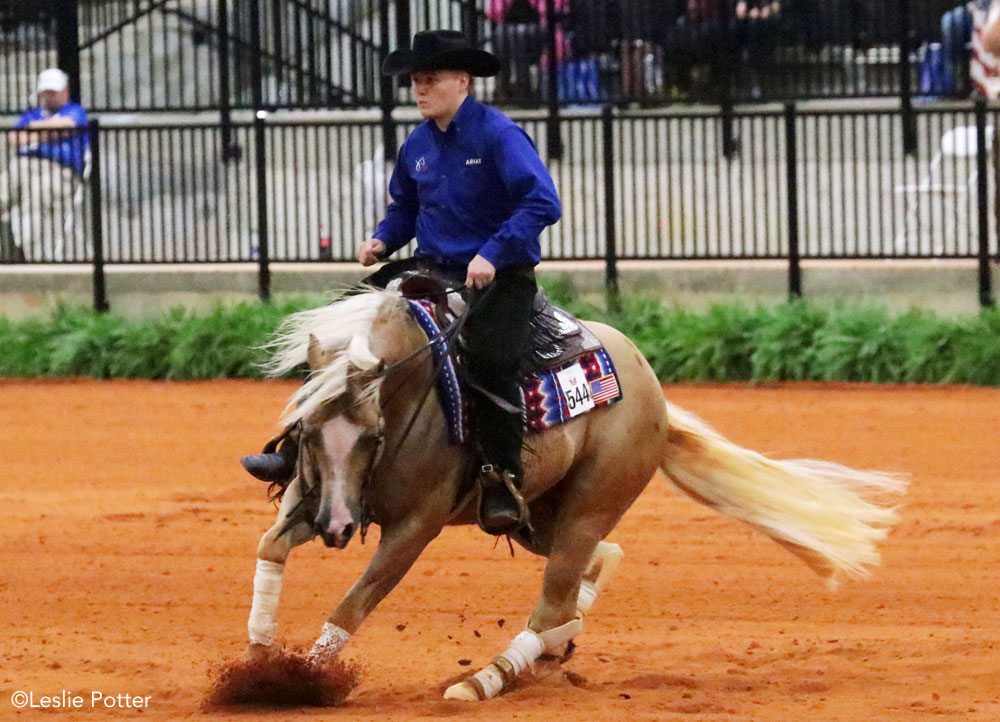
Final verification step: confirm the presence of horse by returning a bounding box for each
[244,287,906,701]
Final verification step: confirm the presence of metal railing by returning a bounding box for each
[0,0,980,115]
[2,101,997,309]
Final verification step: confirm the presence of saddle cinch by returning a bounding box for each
[240,262,624,483]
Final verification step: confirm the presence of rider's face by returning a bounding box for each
[410,70,470,126]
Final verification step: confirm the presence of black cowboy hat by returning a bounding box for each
[382,30,501,77]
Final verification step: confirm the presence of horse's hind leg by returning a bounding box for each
[445,503,628,701]
[247,477,316,660]
[577,541,624,616]
[512,513,623,620]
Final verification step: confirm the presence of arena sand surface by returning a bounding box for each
[1,380,998,721]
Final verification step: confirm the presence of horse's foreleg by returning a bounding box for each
[309,515,444,663]
[247,478,315,660]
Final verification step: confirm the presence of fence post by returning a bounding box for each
[898,0,917,155]
[248,0,264,111]
[54,0,81,104]
[976,98,995,307]
[721,98,738,158]
[87,118,108,313]
[217,0,240,162]
[379,0,397,161]
[602,106,620,310]
[545,0,563,160]
[721,13,738,158]
[254,112,271,302]
[784,102,802,299]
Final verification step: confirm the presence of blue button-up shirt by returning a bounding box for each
[373,95,561,270]
[15,102,89,176]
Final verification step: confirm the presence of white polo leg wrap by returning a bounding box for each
[444,630,546,701]
[576,580,599,615]
[576,542,624,616]
[538,617,583,655]
[310,622,351,663]
[248,559,285,646]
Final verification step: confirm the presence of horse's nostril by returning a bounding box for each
[343,523,355,539]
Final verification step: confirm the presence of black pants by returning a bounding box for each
[462,268,537,474]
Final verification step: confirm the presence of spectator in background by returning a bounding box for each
[490,0,545,102]
[941,4,973,93]
[487,0,570,103]
[617,0,670,102]
[969,0,1000,247]
[661,0,732,98]
[971,0,1000,96]
[736,0,783,99]
[0,68,88,262]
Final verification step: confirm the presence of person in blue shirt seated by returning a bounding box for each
[1,68,89,262]
[358,30,563,537]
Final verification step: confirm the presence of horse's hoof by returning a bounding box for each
[443,681,479,701]
[536,639,576,665]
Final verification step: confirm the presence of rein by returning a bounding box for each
[354,284,496,537]
[375,282,495,464]
[276,283,494,542]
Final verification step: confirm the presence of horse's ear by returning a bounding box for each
[307,334,329,370]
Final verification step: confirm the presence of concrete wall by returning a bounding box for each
[1,259,995,319]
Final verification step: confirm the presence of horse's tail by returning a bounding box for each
[659,401,907,589]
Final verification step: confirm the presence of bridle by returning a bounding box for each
[275,283,494,541]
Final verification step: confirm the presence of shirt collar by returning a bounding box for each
[429,94,478,140]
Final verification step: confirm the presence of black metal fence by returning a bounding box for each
[0,0,982,115]
[2,102,997,308]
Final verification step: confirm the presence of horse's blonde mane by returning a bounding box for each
[264,289,402,426]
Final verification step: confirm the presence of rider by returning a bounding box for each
[357,30,562,536]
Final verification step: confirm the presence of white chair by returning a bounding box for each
[57,148,91,262]
[894,125,994,254]
[354,143,388,234]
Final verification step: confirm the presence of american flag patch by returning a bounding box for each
[590,374,620,404]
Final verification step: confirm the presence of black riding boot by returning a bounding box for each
[478,464,529,535]
[462,268,537,536]
[241,435,299,484]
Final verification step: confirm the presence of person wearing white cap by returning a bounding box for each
[1,68,89,262]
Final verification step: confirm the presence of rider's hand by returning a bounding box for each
[465,255,496,290]
[357,238,386,266]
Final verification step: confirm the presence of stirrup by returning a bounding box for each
[476,465,530,536]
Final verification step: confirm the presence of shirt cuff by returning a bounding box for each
[372,233,402,256]
[477,239,505,269]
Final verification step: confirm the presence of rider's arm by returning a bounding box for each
[26,115,78,130]
[477,126,562,269]
[11,104,86,147]
[372,140,418,257]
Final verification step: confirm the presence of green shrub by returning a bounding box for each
[1,296,998,385]
[749,301,826,381]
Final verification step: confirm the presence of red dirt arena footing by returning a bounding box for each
[1,380,998,721]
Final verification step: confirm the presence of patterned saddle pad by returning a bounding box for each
[407,297,623,444]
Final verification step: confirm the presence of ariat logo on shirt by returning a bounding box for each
[415,156,427,172]
[465,158,482,165]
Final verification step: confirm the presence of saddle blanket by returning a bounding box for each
[407,299,624,444]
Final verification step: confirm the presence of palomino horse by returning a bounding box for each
[246,288,905,701]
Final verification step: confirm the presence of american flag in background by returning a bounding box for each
[590,374,620,404]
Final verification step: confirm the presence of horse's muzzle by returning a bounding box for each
[315,522,355,549]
